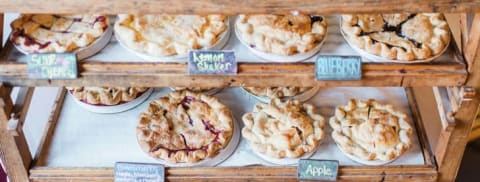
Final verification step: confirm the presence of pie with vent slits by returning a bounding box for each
[67,87,148,106]
[236,14,327,56]
[137,91,233,163]
[114,14,228,57]
[10,14,109,53]
[243,87,313,99]
[329,99,413,161]
[341,13,450,61]
[242,98,325,158]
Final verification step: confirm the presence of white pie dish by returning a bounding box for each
[252,144,318,165]
[234,16,327,62]
[335,143,396,166]
[114,16,231,62]
[339,17,450,64]
[12,24,113,61]
[70,88,152,114]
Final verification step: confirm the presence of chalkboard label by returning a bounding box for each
[27,53,78,79]
[315,56,361,80]
[114,162,165,182]
[188,50,237,75]
[298,159,339,181]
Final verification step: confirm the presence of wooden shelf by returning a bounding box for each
[0,0,478,14]
[26,87,437,181]
[0,15,468,87]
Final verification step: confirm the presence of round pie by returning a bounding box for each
[242,98,325,158]
[329,99,413,162]
[243,87,313,99]
[341,13,451,61]
[137,91,234,163]
[114,14,228,57]
[67,87,148,106]
[10,14,109,53]
[236,14,327,56]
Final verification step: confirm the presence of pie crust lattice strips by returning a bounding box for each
[10,14,109,53]
[114,14,228,57]
[243,87,313,99]
[236,14,327,56]
[341,13,451,61]
[329,99,413,162]
[67,87,148,106]
[137,91,234,163]
[242,98,325,158]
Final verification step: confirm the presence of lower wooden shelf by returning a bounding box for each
[26,87,436,181]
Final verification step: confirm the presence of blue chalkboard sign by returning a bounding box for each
[298,159,339,181]
[315,56,362,80]
[114,162,165,182]
[27,53,78,79]
[188,50,237,75]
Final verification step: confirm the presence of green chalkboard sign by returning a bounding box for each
[114,162,165,182]
[188,50,237,75]
[315,55,362,80]
[27,53,78,79]
[298,159,339,181]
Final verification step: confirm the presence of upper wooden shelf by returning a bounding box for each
[0,0,479,14]
[0,16,468,87]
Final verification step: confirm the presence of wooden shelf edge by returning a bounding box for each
[0,0,479,14]
[29,165,437,181]
[0,62,468,87]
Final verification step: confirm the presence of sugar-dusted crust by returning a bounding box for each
[137,91,233,163]
[236,14,327,56]
[67,87,148,106]
[329,99,413,161]
[114,14,227,57]
[242,98,325,158]
[341,13,450,61]
[10,14,109,53]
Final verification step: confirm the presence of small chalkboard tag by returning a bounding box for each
[315,55,362,80]
[188,50,237,75]
[114,162,165,182]
[298,159,339,181]
[27,53,78,79]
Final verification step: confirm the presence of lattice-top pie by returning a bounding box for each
[329,99,413,161]
[242,98,325,158]
[236,14,327,56]
[67,87,148,106]
[10,14,109,53]
[243,87,312,99]
[341,13,450,61]
[115,14,228,57]
[137,91,233,163]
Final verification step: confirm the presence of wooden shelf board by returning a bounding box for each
[0,0,479,14]
[29,165,437,181]
[0,61,468,87]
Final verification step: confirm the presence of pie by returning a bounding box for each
[243,87,313,99]
[114,14,228,57]
[137,91,234,163]
[172,87,218,93]
[236,14,327,56]
[242,98,325,158]
[341,13,451,61]
[67,87,148,106]
[10,14,109,53]
[329,99,413,161]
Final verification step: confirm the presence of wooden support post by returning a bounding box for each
[437,87,480,181]
[0,13,31,182]
[465,14,480,84]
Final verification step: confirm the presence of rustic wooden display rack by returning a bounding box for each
[0,1,480,181]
